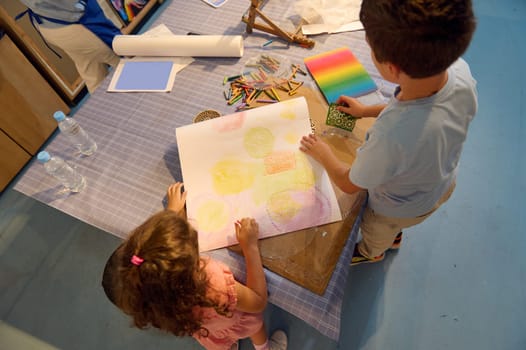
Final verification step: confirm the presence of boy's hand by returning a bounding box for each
[235,218,259,251]
[299,133,332,164]
[336,95,365,117]
[166,182,187,216]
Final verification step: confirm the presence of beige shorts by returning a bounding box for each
[358,183,456,258]
[40,24,120,93]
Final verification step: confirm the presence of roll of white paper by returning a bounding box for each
[112,35,244,57]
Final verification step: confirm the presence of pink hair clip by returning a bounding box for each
[131,255,144,266]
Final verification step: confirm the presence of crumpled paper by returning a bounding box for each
[294,0,363,34]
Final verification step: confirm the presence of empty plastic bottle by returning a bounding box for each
[37,151,86,192]
[53,111,97,156]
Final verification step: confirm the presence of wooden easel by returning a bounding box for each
[242,0,315,48]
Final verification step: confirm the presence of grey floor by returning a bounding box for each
[1,0,525,349]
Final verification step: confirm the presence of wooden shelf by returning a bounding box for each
[0,1,163,106]
[106,0,163,34]
[0,33,69,192]
[0,3,85,105]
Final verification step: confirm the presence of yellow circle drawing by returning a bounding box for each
[211,159,257,195]
[280,108,296,120]
[244,127,275,158]
[196,200,230,233]
[267,190,302,223]
[285,132,299,144]
[252,152,315,205]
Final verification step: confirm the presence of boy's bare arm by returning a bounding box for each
[300,134,364,194]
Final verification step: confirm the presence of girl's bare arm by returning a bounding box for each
[233,218,268,313]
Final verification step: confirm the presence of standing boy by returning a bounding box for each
[300,0,478,265]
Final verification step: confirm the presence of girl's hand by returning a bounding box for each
[233,217,267,314]
[336,95,366,117]
[166,182,187,216]
[235,218,259,251]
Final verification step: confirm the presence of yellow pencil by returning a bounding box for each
[271,87,281,101]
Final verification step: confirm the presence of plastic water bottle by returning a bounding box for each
[53,111,97,156]
[37,151,87,192]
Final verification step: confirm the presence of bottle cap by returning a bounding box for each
[37,151,51,163]
[53,111,66,122]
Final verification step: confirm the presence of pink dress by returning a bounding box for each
[192,258,264,350]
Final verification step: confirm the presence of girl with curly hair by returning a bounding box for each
[102,182,287,350]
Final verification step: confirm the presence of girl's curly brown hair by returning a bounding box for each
[102,210,231,337]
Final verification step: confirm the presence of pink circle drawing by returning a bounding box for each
[265,186,331,232]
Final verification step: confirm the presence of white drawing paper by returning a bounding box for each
[176,97,342,252]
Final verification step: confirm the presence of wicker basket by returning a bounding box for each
[193,109,221,123]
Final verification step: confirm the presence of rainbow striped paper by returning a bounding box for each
[304,47,377,103]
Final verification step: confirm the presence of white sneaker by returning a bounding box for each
[269,330,287,350]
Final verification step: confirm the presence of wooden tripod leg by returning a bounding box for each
[246,0,259,34]
[254,7,294,41]
[242,0,315,48]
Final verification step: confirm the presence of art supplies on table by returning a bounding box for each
[107,58,180,92]
[301,21,364,35]
[193,109,221,123]
[221,54,307,111]
[108,24,195,92]
[295,0,362,35]
[241,0,315,48]
[325,103,357,132]
[200,0,229,8]
[243,54,292,82]
[112,34,244,57]
[109,0,148,23]
[304,47,377,103]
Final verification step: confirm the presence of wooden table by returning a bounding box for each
[14,0,392,340]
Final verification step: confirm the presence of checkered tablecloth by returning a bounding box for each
[14,0,392,340]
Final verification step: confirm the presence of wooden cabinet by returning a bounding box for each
[0,131,31,191]
[0,1,162,105]
[0,1,162,191]
[0,2,85,104]
[0,33,69,192]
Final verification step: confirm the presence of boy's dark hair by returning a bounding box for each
[101,210,231,337]
[360,0,476,78]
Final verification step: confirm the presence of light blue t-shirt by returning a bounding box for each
[349,58,478,218]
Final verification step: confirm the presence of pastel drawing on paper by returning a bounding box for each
[304,47,377,103]
[175,97,342,252]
